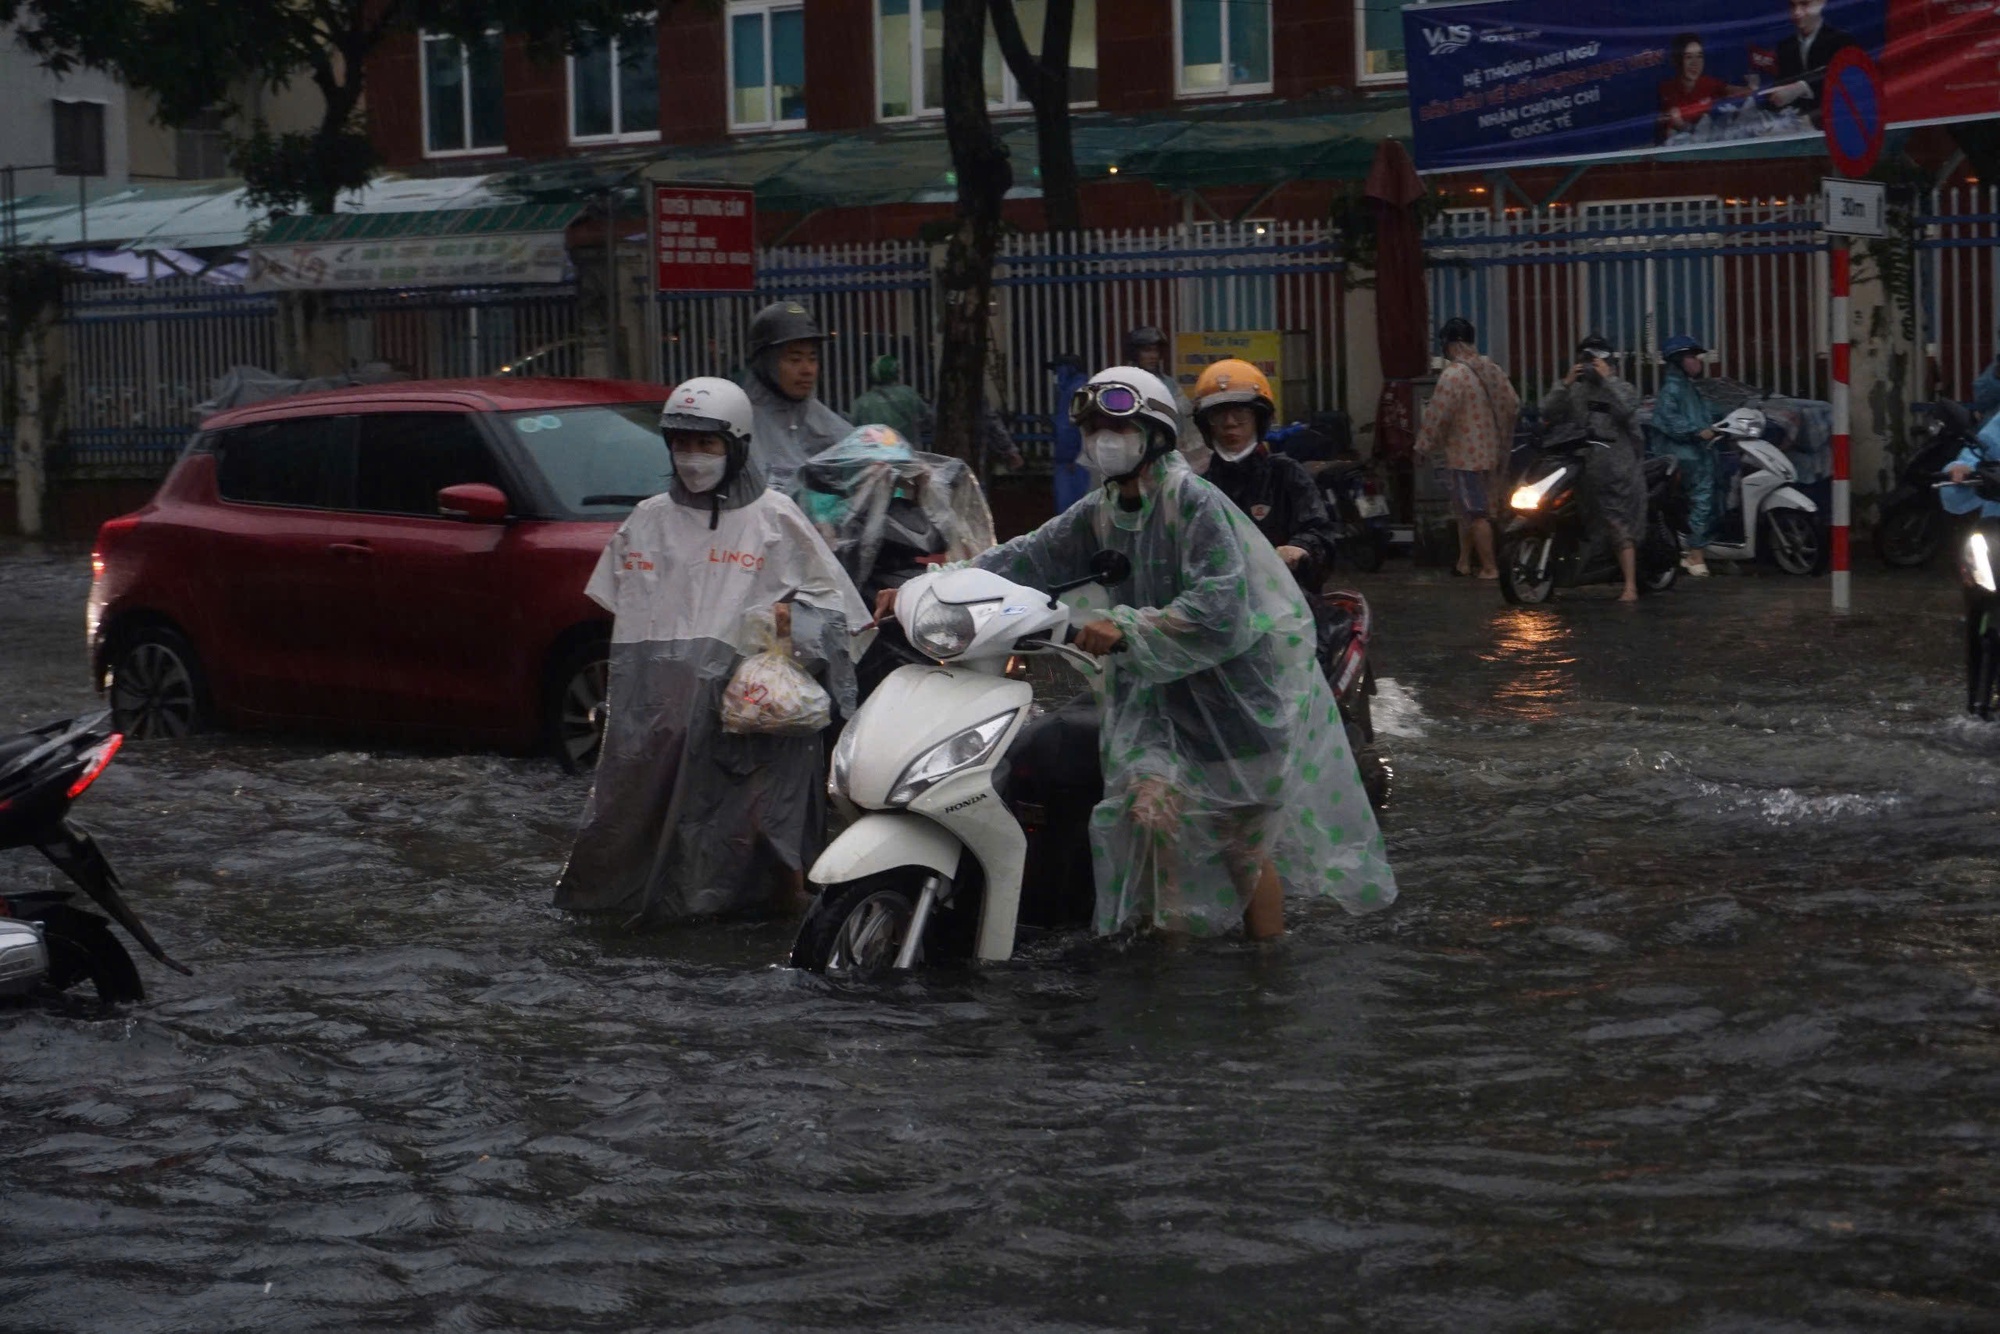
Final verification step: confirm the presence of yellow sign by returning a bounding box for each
[1174,330,1284,422]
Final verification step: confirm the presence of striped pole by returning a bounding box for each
[1831,241,1851,614]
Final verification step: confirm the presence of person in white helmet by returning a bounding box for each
[874,366,1396,941]
[557,376,871,925]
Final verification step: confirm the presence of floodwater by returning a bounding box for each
[3,543,1998,1332]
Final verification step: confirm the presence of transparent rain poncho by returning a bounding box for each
[974,452,1398,936]
[786,426,997,587]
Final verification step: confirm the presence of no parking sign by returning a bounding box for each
[1823,47,1884,180]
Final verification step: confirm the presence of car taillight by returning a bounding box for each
[67,734,124,801]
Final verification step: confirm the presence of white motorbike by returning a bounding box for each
[790,550,1131,977]
[1702,406,1823,574]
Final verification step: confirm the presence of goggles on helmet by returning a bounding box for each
[1069,381,1152,423]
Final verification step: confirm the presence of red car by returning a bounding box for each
[88,378,673,771]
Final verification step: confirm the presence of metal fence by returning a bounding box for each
[60,276,280,469]
[652,223,1348,452]
[1425,195,1827,401]
[1920,184,1998,402]
[330,285,583,381]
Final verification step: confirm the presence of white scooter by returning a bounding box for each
[789,550,1131,977]
[1701,406,1823,574]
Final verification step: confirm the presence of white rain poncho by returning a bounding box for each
[974,452,1397,936]
[786,425,997,588]
[555,467,870,924]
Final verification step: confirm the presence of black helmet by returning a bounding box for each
[1438,317,1477,350]
[748,301,825,358]
[1123,325,1168,359]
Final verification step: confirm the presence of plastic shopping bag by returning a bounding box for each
[721,605,833,736]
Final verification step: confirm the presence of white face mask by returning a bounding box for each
[673,451,728,494]
[1215,440,1259,464]
[1085,427,1148,480]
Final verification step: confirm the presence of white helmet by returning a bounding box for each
[1068,365,1183,451]
[660,376,754,444]
[1716,406,1766,440]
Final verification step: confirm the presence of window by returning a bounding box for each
[423,30,506,156]
[570,23,660,142]
[728,2,806,131]
[214,418,353,509]
[505,406,672,515]
[877,0,1097,121]
[176,108,231,180]
[1176,0,1270,97]
[1360,0,1440,85]
[352,414,505,517]
[51,99,107,177]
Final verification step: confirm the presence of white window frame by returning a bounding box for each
[727,1,808,134]
[871,1,1097,124]
[567,19,662,146]
[420,29,507,159]
[1358,0,1420,88]
[1172,0,1273,100]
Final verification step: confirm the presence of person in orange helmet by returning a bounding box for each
[1190,358,1339,593]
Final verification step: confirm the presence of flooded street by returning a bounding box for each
[3,541,1998,1331]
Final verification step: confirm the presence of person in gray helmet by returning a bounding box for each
[744,300,852,487]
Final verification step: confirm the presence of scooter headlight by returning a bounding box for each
[828,721,859,798]
[887,711,1017,808]
[1511,466,1569,511]
[1966,532,1997,593]
[909,592,979,661]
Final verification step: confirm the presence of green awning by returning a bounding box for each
[1121,105,1414,191]
[256,202,585,245]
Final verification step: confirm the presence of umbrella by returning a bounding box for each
[1364,138,1430,382]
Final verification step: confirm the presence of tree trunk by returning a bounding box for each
[935,0,1012,465]
[991,0,1080,232]
[12,330,46,538]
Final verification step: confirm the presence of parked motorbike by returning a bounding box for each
[1317,459,1395,573]
[0,713,188,1003]
[1702,407,1823,574]
[789,551,1132,977]
[1877,399,1980,568]
[1499,438,1687,604]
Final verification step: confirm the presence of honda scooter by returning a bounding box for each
[1499,438,1687,604]
[1942,457,2000,717]
[0,713,189,1003]
[1877,399,1981,568]
[789,551,1132,978]
[1702,407,1823,574]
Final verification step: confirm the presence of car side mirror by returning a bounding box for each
[438,482,509,523]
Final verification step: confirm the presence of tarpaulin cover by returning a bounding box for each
[1405,0,1887,173]
[787,426,997,589]
[974,452,1397,936]
[555,476,869,925]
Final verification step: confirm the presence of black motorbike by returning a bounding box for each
[1499,438,1688,604]
[1878,398,1982,568]
[0,713,188,1003]
[1317,459,1395,573]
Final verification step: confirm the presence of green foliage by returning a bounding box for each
[1857,158,1932,348]
[233,123,379,217]
[1329,181,1461,286]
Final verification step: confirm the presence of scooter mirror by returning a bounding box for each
[1935,398,1976,441]
[1089,549,1133,587]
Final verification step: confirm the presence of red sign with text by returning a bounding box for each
[653,185,755,293]
[1886,0,2000,129]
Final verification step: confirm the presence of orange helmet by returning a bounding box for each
[1190,358,1274,442]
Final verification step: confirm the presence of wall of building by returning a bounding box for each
[0,37,130,199]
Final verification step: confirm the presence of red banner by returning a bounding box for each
[653,185,756,294]
[1886,0,2000,128]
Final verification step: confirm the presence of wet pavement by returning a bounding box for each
[2,540,1997,1332]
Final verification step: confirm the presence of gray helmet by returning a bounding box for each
[748,301,825,358]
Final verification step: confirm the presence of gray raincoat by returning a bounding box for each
[1542,373,1647,547]
[745,374,852,488]
[974,452,1397,936]
[555,465,869,924]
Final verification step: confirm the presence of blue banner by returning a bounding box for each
[1404,0,1887,173]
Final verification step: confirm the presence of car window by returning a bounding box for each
[503,404,671,516]
[214,416,352,508]
[351,413,505,517]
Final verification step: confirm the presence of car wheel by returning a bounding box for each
[108,624,208,740]
[547,639,610,774]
